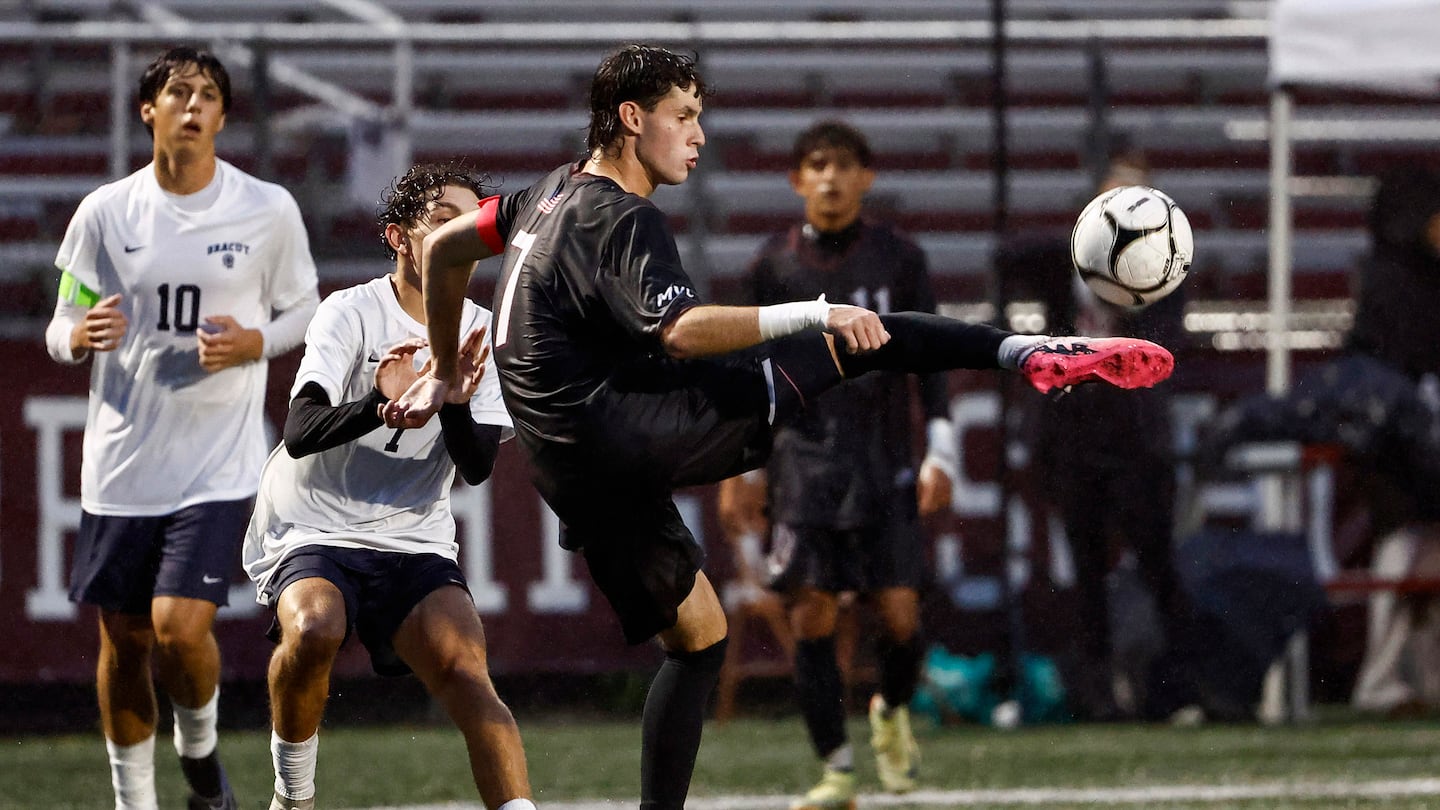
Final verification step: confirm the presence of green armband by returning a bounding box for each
[58,270,100,308]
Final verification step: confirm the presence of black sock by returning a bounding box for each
[793,636,848,761]
[640,638,728,810]
[839,312,1009,377]
[877,634,925,709]
[179,750,225,799]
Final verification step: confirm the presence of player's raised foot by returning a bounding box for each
[1020,336,1174,394]
[183,754,237,810]
[269,790,316,810]
[790,767,857,810]
[869,694,919,794]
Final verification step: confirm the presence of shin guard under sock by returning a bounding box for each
[793,636,849,760]
[640,638,728,810]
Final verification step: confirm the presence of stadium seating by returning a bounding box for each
[3,0,1438,317]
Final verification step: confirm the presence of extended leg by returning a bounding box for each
[98,610,160,810]
[644,571,730,810]
[151,595,235,810]
[393,585,532,809]
[833,314,1173,392]
[787,587,857,810]
[868,587,923,794]
[267,579,347,809]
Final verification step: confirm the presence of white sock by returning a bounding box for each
[497,800,538,810]
[271,731,319,801]
[106,735,158,810]
[172,687,219,759]
[825,743,854,772]
[998,334,1050,369]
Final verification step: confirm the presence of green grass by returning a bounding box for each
[5,712,1440,808]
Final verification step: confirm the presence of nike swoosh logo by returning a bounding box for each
[366,351,381,363]
[202,575,223,584]
[124,245,144,253]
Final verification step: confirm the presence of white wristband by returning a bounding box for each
[922,417,959,482]
[757,296,832,341]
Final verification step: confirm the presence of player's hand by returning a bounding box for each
[825,304,890,354]
[375,337,428,400]
[197,315,263,373]
[917,460,953,517]
[383,373,449,428]
[76,293,128,353]
[450,326,491,404]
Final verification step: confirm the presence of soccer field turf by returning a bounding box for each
[5,713,1440,809]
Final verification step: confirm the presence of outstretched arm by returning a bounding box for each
[286,338,429,457]
[436,327,504,485]
[661,301,892,359]
[283,382,387,458]
[383,209,490,428]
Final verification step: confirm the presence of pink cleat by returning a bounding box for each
[1020,336,1174,394]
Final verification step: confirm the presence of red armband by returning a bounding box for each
[475,195,505,256]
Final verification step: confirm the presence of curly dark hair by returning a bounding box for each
[587,44,709,156]
[376,160,490,260]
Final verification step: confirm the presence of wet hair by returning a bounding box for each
[790,120,872,170]
[376,160,490,261]
[137,46,231,130]
[587,44,709,155]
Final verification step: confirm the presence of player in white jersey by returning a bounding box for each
[44,47,319,810]
[244,162,535,810]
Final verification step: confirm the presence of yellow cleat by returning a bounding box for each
[869,694,919,794]
[790,767,857,810]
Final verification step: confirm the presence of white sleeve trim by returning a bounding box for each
[46,297,87,364]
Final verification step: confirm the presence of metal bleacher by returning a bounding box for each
[3,0,1437,330]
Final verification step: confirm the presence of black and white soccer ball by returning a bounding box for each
[1070,185,1194,308]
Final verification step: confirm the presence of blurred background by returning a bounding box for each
[3,0,1440,739]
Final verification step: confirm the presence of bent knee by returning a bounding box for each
[280,609,347,659]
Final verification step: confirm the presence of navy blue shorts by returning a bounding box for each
[69,498,252,614]
[262,545,469,677]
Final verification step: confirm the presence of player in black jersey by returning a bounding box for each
[718,121,946,809]
[385,44,1174,810]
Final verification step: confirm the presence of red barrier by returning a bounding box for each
[2,338,668,682]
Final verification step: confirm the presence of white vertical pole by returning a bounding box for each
[1266,88,1293,398]
[391,36,414,178]
[1261,87,1309,723]
[109,43,130,179]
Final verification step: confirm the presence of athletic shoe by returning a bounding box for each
[269,791,316,810]
[184,758,237,810]
[869,694,919,794]
[1020,336,1174,394]
[789,767,857,810]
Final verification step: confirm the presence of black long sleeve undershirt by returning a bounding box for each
[438,402,503,485]
[283,382,502,485]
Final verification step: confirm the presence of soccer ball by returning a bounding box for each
[1070,185,1193,308]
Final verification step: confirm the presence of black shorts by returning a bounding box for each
[263,545,468,677]
[766,515,926,595]
[69,498,252,614]
[527,333,843,645]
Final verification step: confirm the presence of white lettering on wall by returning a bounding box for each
[527,497,587,613]
[453,480,508,614]
[950,392,1000,516]
[23,396,86,621]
